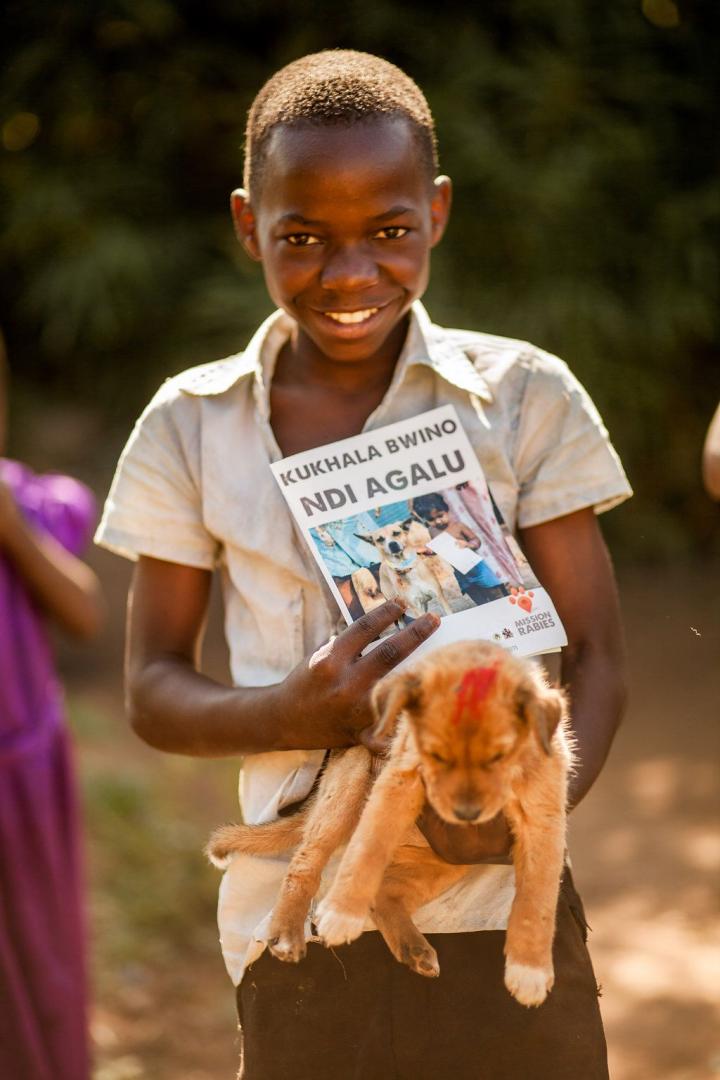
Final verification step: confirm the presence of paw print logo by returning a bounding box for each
[508,586,534,613]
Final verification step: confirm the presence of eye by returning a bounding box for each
[486,752,506,766]
[374,226,409,240]
[429,750,451,766]
[285,233,322,247]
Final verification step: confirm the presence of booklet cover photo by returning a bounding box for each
[270,405,567,662]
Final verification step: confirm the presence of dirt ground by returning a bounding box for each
[61,556,719,1080]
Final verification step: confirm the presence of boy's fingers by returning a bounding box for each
[359,612,440,679]
[336,600,407,657]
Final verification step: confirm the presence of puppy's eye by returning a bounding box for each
[429,751,450,765]
[486,752,505,766]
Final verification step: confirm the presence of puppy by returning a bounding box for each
[207,641,570,1007]
[356,523,473,618]
[401,516,474,611]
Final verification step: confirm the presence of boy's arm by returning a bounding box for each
[519,506,627,806]
[125,555,439,757]
[457,522,480,548]
[418,507,627,862]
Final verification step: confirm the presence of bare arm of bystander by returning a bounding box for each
[0,479,103,640]
[702,402,720,501]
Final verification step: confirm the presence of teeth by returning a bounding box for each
[324,309,378,324]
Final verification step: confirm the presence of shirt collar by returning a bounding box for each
[397,302,493,402]
[176,302,492,408]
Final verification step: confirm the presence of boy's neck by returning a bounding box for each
[274,315,410,396]
[267,316,410,456]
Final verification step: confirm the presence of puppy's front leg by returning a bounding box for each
[504,774,567,1007]
[268,746,371,963]
[316,735,425,946]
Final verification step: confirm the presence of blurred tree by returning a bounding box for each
[1,0,718,553]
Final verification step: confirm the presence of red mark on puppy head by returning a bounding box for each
[452,664,500,725]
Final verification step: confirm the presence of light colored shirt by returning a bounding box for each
[95,302,632,985]
[309,515,379,578]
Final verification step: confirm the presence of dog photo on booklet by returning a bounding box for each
[208,638,571,1007]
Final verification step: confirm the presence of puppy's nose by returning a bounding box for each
[453,802,482,822]
[389,541,402,554]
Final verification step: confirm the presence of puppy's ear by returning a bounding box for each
[355,533,373,545]
[516,680,566,756]
[371,672,423,739]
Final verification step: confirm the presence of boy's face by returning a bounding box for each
[429,507,450,529]
[232,115,451,365]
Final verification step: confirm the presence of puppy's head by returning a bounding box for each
[372,641,566,825]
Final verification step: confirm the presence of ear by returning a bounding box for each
[430,175,452,247]
[516,680,566,756]
[371,671,423,739]
[355,533,374,546]
[230,188,261,261]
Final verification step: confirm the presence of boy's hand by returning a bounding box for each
[417,804,512,864]
[281,600,439,750]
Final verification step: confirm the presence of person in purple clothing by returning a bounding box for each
[0,345,103,1080]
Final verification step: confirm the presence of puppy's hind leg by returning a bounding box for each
[268,746,372,964]
[372,847,468,978]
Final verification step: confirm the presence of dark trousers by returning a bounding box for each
[236,871,608,1080]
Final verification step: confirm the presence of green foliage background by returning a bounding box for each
[2,0,719,556]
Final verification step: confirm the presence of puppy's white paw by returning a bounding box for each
[315,901,366,946]
[504,961,554,1007]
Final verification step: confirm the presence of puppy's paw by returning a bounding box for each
[504,961,554,1007]
[400,940,440,978]
[267,928,306,964]
[315,901,366,946]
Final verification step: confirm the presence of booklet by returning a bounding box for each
[270,405,566,662]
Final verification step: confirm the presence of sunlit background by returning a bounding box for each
[2,2,719,1078]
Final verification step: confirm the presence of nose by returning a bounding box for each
[452,801,483,823]
[389,541,402,554]
[320,244,379,292]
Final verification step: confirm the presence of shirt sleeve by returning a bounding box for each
[513,350,633,529]
[94,381,219,568]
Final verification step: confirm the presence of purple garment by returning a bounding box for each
[0,459,95,1080]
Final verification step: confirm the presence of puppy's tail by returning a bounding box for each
[205,814,306,868]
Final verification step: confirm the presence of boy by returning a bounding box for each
[97,50,631,1079]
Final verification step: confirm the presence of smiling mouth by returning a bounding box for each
[323,308,379,324]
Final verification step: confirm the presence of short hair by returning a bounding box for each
[412,493,449,521]
[244,50,438,196]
